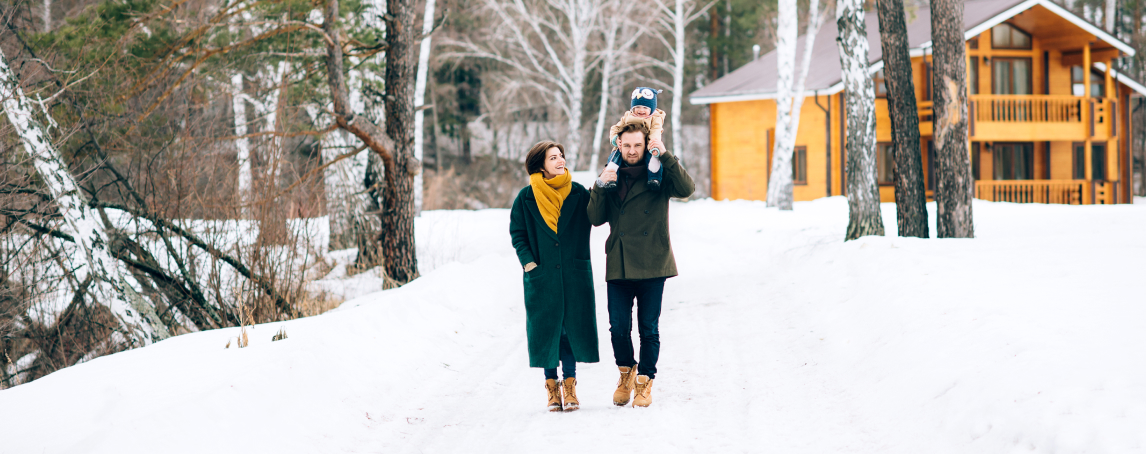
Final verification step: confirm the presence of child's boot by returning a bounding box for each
[598,149,621,190]
[647,151,663,191]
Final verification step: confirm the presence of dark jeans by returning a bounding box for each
[543,328,576,381]
[607,277,666,379]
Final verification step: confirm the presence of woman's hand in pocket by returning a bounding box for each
[524,262,538,272]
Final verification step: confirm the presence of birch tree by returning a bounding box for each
[446,0,603,169]
[413,0,437,214]
[647,0,715,162]
[876,0,928,238]
[589,0,644,171]
[1,48,169,345]
[837,0,885,239]
[766,0,830,210]
[930,0,974,238]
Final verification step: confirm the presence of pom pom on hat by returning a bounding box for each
[630,87,661,111]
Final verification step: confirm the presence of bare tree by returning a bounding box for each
[588,0,645,171]
[766,0,830,210]
[413,0,438,213]
[876,0,928,238]
[647,0,715,162]
[930,0,974,238]
[837,0,885,239]
[445,0,602,169]
[0,48,169,345]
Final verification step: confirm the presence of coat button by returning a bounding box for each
[555,242,559,247]
[644,210,649,214]
[556,265,561,269]
[620,232,625,237]
[621,210,625,215]
[643,231,648,236]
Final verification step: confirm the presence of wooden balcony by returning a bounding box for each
[974,179,1120,204]
[918,95,1116,141]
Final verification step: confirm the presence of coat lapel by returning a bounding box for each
[556,189,581,235]
[620,177,649,207]
[524,190,560,241]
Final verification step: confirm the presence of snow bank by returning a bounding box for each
[2,198,1144,453]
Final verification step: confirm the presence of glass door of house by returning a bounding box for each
[993,143,1034,180]
[993,58,1032,95]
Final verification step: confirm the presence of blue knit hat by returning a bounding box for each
[630,87,661,112]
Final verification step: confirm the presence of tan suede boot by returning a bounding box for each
[545,379,563,412]
[632,375,654,407]
[562,378,580,411]
[613,366,638,406]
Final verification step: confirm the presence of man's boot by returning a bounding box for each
[613,366,638,406]
[545,379,563,412]
[633,375,654,407]
[562,378,580,412]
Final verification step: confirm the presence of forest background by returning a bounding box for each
[0,0,1143,389]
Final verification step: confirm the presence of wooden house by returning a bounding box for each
[690,0,1146,204]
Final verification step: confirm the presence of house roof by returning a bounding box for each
[690,0,1145,105]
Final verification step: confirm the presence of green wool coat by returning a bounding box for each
[509,182,600,369]
[587,150,695,281]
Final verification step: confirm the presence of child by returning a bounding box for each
[601,87,667,191]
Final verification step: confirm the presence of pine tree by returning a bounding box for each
[930,0,974,238]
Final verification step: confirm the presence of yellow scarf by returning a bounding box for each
[529,171,572,233]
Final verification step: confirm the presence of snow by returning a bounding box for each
[3,197,1145,453]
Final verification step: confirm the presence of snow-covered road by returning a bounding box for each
[3,197,1144,453]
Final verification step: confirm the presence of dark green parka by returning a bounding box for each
[509,182,600,369]
[587,150,695,281]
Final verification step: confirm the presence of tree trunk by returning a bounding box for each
[382,0,420,283]
[324,0,417,283]
[412,0,437,214]
[876,0,929,238]
[767,0,825,210]
[1105,0,1117,33]
[0,48,168,344]
[766,0,797,210]
[670,0,686,164]
[837,0,886,240]
[930,0,974,238]
[231,73,253,218]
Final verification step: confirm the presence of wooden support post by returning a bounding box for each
[1083,42,1093,204]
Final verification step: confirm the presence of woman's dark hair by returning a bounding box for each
[525,140,566,174]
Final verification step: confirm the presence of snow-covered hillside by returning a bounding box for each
[2,198,1144,453]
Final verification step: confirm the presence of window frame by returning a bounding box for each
[792,146,808,185]
[1070,66,1106,98]
[990,23,1032,50]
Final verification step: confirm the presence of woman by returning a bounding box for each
[509,140,599,412]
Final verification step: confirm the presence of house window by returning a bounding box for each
[792,146,808,185]
[993,143,1033,180]
[874,69,888,98]
[970,57,979,95]
[969,37,979,50]
[991,23,1031,49]
[993,58,1032,95]
[972,142,981,180]
[1071,66,1106,97]
[877,143,894,185]
[1073,142,1085,179]
[1072,143,1108,179]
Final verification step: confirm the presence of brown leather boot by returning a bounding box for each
[613,366,638,406]
[545,379,563,412]
[633,375,654,407]
[562,378,580,411]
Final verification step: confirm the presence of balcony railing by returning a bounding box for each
[971,95,1084,123]
[918,95,1116,141]
[976,180,1086,204]
[975,179,1120,205]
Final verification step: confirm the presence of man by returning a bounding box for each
[587,122,695,407]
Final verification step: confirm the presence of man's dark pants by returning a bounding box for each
[607,277,666,379]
